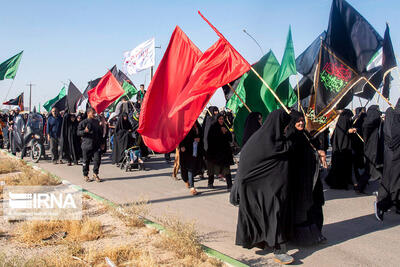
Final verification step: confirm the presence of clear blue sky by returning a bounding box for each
[0,0,399,111]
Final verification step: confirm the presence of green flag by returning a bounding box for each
[109,81,138,112]
[43,86,66,112]
[233,51,281,146]
[0,51,23,80]
[262,26,297,111]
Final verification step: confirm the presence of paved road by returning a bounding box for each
[32,153,400,267]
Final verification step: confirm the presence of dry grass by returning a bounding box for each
[109,198,149,228]
[0,156,23,174]
[13,218,103,245]
[84,245,157,266]
[157,216,203,259]
[0,245,157,267]
[3,165,60,186]
[0,156,60,199]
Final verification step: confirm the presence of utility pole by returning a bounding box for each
[243,29,264,56]
[26,82,35,112]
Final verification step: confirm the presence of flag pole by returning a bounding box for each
[198,11,290,114]
[363,77,394,108]
[227,83,252,113]
[295,75,306,116]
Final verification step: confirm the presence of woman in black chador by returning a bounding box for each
[112,113,134,165]
[362,105,384,183]
[352,107,367,192]
[230,109,295,265]
[375,99,400,221]
[242,112,262,146]
[288,111,326,246]
[202,106,219,152]
[206,113,234,190]
[325,109,356,189]
[60,113,81,165]
[179,121,204,195]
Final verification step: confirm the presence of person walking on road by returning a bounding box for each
[47,107,63,164]
[77,108,103,182]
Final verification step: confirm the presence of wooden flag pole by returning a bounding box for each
[227,83,252,113]
[363,77,394,108]
[356,132,365,143]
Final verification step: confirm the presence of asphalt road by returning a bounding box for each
[31,153,400,267]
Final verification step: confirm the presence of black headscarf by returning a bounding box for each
[231,109,293,249]
[242,112,262,146]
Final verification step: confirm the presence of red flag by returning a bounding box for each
[87,71,124,113]
[168,37,250,116]
[137,26,203,153]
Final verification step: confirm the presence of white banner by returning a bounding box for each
[123,38,155,75]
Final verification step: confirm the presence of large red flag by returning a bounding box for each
[137,26,203,153]
[168,37,250,116]
[87,71,124,113]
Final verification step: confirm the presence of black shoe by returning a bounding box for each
[374,201,384,221]
[208,184,214,189]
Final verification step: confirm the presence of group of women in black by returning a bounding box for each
[229,101,400,264]
[178,106,235,195]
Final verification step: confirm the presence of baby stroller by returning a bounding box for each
[120,146,145,172]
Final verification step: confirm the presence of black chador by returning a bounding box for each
[362,105,384,181]
[202,106,219,152]
[242,112,262,147]
[377,99,400,214]
[60,113,81,165]
[230,109,293,250]
[351,107,366,190]
[325,109,354,189]
[288,111,325,245]
[112,113,134,164]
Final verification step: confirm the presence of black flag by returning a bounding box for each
[313,42,360,115]
[66,81,83,113]
[296,32,326,79]
[222,77,241,104]
[52,95,67,111]
[382,23,397,98]
[295,32,326,100]
[3,93,24,111]
[326,0,383,73]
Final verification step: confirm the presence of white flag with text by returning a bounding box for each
[123,38,155,75]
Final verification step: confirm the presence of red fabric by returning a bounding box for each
[137,26,203,153]
[87,71,124,114]
[168,37,250,116]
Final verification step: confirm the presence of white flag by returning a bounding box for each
[123,38,155,75]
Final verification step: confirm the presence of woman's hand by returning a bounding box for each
[348,128,357,134]
[181,147,186,152]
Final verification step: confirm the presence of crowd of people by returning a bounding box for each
[1,90,399,265]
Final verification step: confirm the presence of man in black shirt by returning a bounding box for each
[77,108,103,182]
